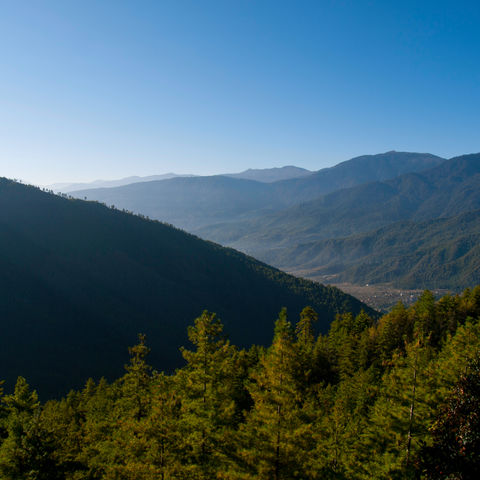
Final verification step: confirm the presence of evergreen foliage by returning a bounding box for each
[418,357,480,479]
[0,287,479,478]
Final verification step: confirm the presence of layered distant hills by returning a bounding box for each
[71,152,444,230]
[48,165,313,193]
[46,173,195,193]
[0,179,369,397]
[199,154,480,289]
[204,154,480,250]
[67,151,480,291]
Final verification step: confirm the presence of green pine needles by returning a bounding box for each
[1,287,480,479]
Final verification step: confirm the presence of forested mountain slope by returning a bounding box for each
[0,179,370,397]
[200,154,480,259]
[269,209,480,290]
[1,288,479,479]
[71,152,443,231]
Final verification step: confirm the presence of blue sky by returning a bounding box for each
[0,0,479,184]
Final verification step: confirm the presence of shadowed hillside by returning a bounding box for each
[0,179,371,397]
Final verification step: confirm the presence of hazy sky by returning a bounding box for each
[1,0,479,184]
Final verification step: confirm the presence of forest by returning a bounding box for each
[1,287,479,479]
[0,177,370,398]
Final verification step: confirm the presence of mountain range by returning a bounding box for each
[71,152,444,230]
[199,154,480,289]
[4,149,480,398]
[204,154,480,251]
[46,173,195,193]
[67,151,480,292]
[48,165,314,193]
[0,178,370,397]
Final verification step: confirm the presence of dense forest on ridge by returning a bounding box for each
[1,287,479,479]
[0,178,370,398]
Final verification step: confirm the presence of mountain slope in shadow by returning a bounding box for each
[0,179,371,397]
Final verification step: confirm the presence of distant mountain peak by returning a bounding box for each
[227,165,312,183]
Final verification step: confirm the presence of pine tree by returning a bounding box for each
[361,339,436,479]
[239,308,316,479]
[120,333,154,420]
[40,390,88,479]
[175,310,239,479]
[0,377,62,479]
[417,358,480,479]
[412,290,441,346]
[75,377,118,479]
[295,306,318,391]
[376,301,413,362]
[431,317,480,406]
[141,373,183,479]
[97,335,157,479]
[313,369,376,479]
[328,311,373,379]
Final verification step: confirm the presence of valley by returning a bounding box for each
[320,281,450,312]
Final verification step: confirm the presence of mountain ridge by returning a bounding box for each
[199,153,480,254]
[0,178,372,397]
[226,165,312,182]
[70,151,445,231]
[46,173,195,193]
